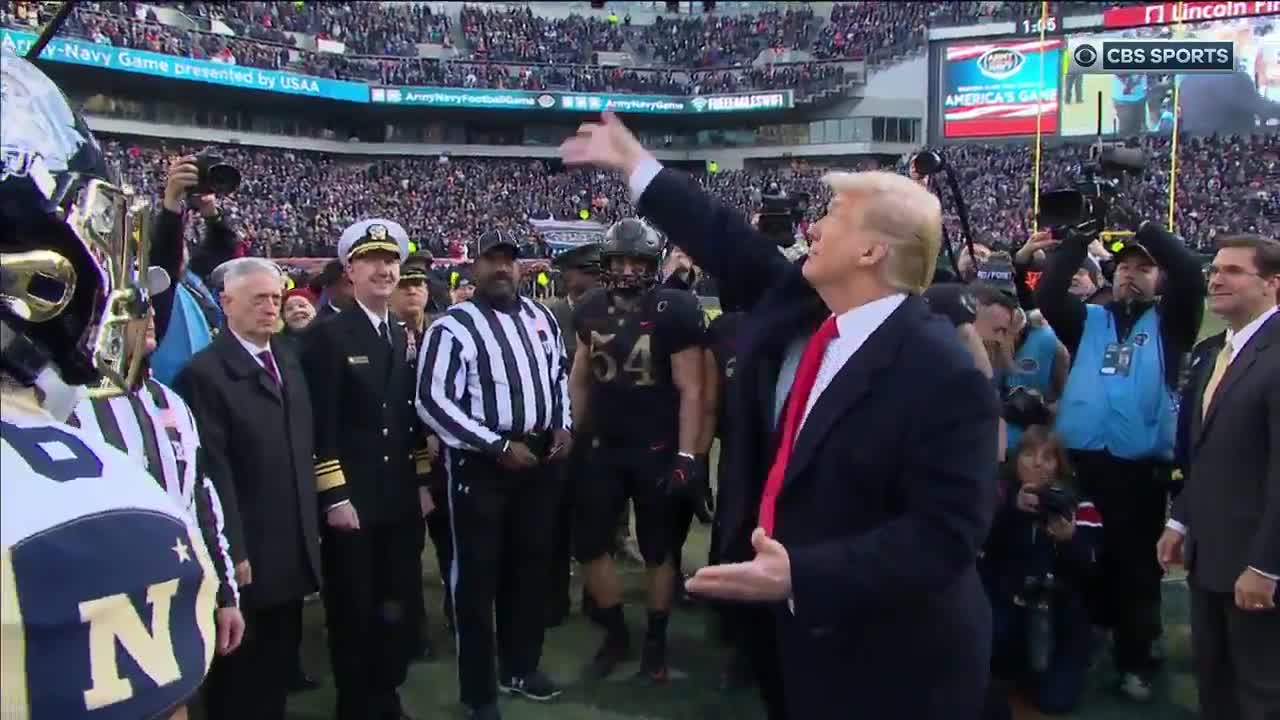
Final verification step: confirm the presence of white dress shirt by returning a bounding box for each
[1166,304,1278,580]
[231,329,282,388]
[629,155,909,428]
[354,298,392,336]
[773,294,908,431]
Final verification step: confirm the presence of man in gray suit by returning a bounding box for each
[1158,234,1280,720]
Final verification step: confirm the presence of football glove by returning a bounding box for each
[664,453,713,524]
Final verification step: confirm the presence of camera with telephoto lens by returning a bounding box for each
[757,181,810,248]
[1037,142,1145,238]
[1018,573,1061,674]
[192,149,241,196]
[1003,386,1051,428]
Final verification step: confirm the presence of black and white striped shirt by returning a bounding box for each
[417,296,571,453]
[68,377,239,608]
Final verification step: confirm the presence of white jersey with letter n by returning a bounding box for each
[0,405,216,720]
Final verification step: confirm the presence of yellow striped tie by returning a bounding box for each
[1201,340,1233,419]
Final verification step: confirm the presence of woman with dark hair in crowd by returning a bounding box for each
[983,426,1103,715]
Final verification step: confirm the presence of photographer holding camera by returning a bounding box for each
[985,427,1102,715]
[1034,196,1205,698]
[150,151,243,385]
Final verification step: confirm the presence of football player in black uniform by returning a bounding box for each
[568,218,709,682]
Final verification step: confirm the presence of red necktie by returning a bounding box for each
[257,351,281,387]
[758,315,839,536]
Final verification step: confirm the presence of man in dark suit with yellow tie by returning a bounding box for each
[302,219,433,720]
[1159,234,1280,720]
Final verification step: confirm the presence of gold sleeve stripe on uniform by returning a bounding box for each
[1,546,29,718]
[314,459,340,473]
[415,458,431,475]
[316,466,347,492]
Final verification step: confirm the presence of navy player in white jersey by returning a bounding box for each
[0,49,217,719]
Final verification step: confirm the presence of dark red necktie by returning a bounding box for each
[257,351,281,387]
[758,315,839,536]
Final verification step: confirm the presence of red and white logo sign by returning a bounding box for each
[1103,1,1280,29]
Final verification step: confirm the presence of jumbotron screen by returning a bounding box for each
[941,38,1063,138]
[1060,15,1280,136]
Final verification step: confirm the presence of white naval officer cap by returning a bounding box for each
[338,219,410,266]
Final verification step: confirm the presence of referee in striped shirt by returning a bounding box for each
[417,230,573,720]
[68,309,244,654]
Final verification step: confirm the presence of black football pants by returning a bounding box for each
[321,519,423,720]
[446,443,564,708]
[1071,450,1169,674]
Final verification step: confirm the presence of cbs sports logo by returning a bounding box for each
[1067,38,1235,74]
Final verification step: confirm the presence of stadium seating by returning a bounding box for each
[2,1,1150,105]
[922,133,1280,251]
[102,130,1278,261]
[630,7,817,67]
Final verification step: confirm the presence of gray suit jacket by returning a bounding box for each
[1172,313,1280,593]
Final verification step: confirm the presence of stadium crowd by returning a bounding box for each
[182,0,452,54]
[629,6,815,67]
[1,2,852,98]
[3,1,1152,77]
[100,129,1280,264]
[928,133,1280,252]
[460,4,625,65]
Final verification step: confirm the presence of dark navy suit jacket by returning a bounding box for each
[637,168,1000,719]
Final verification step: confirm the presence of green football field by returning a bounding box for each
[283,526,1201,720]
[281,307,1227,720]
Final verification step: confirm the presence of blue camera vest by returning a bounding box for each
[1004,325,1059,452]
[1054,304,1175,461]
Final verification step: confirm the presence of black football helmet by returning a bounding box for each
[0,50,152,395]
[600,217,664,291]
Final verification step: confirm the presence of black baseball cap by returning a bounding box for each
[974,252,1017,296]
[1113,242,1156,265]
[472,230,520,258]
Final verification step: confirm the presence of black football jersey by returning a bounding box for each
[573,287,705,445]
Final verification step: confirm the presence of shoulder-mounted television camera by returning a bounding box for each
[757,181,810,248]
[1037,141,1145,236]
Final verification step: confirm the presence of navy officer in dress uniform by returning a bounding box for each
[300,219,434,720]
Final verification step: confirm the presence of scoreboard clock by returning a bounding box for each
[1017,14,1064,36]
